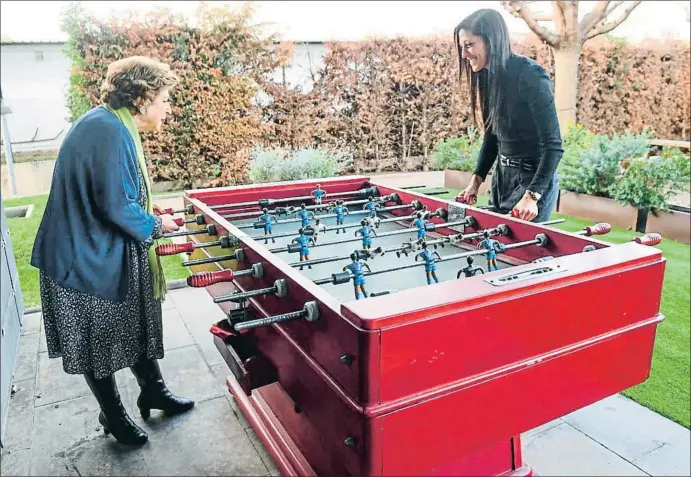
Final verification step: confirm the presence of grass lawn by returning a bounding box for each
[2,194,190,309]
[420,187,690,429]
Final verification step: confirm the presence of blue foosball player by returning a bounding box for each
[477,231,503,271]
[311,184,326,208]
[410,212,429,241]
[456,256,485,279]
[333,200,350,234]
[362,196,379,218]
[296,203,315,228]
[292,228,316,270]
[344,252,372,300]
[355,220,377,250]
[415,242,441,285]
[258,208,278,243]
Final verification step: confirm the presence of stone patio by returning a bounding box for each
[1,286,689,476]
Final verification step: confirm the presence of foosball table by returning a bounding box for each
[156,176,665,476]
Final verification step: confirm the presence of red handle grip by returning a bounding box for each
[155,242,195,256]
[210,324,236,340]
[187,269,235,287]
[173,218,184,226]
[154,208,174,216]
[633,233,662,246]
[584,222,611,236]
[455,195,467,203]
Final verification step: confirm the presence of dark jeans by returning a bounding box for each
[488,162,559,223]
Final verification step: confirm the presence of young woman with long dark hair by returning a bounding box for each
[454,9,563,222]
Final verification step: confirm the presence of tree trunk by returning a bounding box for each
[553,45,581,135]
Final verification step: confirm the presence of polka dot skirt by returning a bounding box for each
[39,170,165,379]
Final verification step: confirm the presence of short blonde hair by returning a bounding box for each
[100,56,179,111]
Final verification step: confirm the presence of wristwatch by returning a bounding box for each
[526,190,542,201]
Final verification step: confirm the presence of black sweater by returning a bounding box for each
[474,53,563,195]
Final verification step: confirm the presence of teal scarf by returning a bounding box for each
[104,105,167,299]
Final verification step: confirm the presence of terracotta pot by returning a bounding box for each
[444,169,492,195]
[646,208,690,244]
[557,190,638,230]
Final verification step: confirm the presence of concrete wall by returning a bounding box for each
[0,43,72,153]
[1,159,56,199]
[1,202,25,446]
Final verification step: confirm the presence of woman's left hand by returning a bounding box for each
[511,194,539,221]
[152,204,164,215]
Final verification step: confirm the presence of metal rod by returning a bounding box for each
[269,218,471,254]
[182,253,237,267]
[0,107,18,195]
[313,236,542,285]
[399,184,427,190]
[421,190,449,196]
[234,309,306,331]
[210,187,378,211]
[163,228,211,239]
[237,203,413,230]
[223,197,373,220]
[214,285,276,304]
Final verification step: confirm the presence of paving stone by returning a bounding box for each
[0,447,31,476]
[161,295,177,311]
[188,320,226,368]
[122,345,222,415]
[168,287,225,325]
[245,427,282,476]
[38,326,47,353]
[631,432,691,477]
[522,422,649,476]
[210,363,251,430]
[137,396,266,476]
[30,392,145,476]
[1,378,36,451]
[162,308,196,351]
[20,312,41,335]
[12,331,39,382]
[562,394,690,462]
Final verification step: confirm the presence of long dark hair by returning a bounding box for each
[454,9,512,133]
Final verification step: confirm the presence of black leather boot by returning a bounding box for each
[130,358,195,419]
[84,373,148,446]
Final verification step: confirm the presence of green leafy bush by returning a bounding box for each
[248,146,353,183]
[612,147,690,210]
[559,128,652,197]
[431,128,481,172]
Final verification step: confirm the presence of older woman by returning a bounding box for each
[31,56,193,446]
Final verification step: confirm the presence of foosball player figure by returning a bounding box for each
[306,218,327,243]
[343,252,372,300]
[410,212,429,241]
[259,207,278,243]
[456,256,485,279]
[366,215,381,229]
[296,203,315,228]
[292,228,316,270]
[363,196,379,218]
[355,219,377,250]
[415,242,441,285]
[477,230,502,271]
[311,184,326,210]
[333,200,350,234]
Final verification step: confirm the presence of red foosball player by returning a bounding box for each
[456,256,485,279]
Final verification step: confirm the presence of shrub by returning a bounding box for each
[559,129,651,197]
[247,146,353,183]
[612,147,690,210]
[431,128,481,172]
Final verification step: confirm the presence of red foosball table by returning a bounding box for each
[157,176,665,476]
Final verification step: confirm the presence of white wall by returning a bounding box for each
[0,43,72,153]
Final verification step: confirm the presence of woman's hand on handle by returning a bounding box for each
[511,193,539,221]
[160,214,180,233]
[457,174,483,205]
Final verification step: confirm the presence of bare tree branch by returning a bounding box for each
[605,1,625,16]
[586,1,642,40]
[561,1,579,40]
[500,1,560,46]
[552,2,567,35]
[578,1,611,39]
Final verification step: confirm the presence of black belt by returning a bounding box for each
[499,154,536,172]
